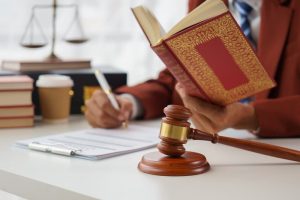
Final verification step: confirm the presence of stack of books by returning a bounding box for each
[0,67,127,114]
[0,75,34,128]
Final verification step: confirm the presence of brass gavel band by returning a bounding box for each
[160,122,189,141]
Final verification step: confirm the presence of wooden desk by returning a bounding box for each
[0,116,299,200]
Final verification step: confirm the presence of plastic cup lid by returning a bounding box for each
[36,74,74,88]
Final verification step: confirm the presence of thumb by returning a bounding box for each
[175,83,189,100]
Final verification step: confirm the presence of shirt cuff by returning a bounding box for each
[119,93,144,119]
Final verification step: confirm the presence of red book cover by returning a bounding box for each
[152,44,211,102]
[153,12,275,105]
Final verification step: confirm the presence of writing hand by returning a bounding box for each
[176,83,259,133]
[85,90,133,128]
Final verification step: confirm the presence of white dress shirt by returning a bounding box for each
[229,0,262,44]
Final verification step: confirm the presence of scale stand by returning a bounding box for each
[2,0,90,71]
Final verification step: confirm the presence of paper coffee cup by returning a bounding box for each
[36,75,74,123]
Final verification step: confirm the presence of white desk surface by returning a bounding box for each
[0,116,299,200]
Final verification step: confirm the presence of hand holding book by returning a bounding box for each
[176,83,259,134]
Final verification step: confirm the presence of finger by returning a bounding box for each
[191,112,216,134]
[85,98,102,118]
[85,109,122,128]
[191,115,207,133]
[92,91,123,121]
[98,110,123,128]
[175,83,188,99]
[176,85,222,119]
[175,85,220,133]
[85,110,99,128]
[175,84,208,131]
[85,98,122,128]
[117,96,133,120]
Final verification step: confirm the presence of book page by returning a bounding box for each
[16,125,160,160]
[131,6,165,46]
[164,0,228,39]
[132,0,228,45]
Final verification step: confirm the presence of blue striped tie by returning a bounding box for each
[234,0,254,103]
[234,0,256,47]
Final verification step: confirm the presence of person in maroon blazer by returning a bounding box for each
[85,0,300,137]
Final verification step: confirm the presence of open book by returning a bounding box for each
[132,0,275,105]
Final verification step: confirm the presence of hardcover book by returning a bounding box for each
[0,105,34,118]
[132,0,275,105]
[0,75,33,90]
[0,117,34,128]
[0,75,33,106]
[0,91,32,106]
[2,60,91,72]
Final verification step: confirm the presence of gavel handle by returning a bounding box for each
[189,129,300,162]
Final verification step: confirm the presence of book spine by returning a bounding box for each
[152,42,210,101]
[0,115,34,119]
[0,125,34,128]
[0,104,34,108]
[0,117,34,128]
[0,89,33,92]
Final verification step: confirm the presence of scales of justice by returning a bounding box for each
[18,0,90,70]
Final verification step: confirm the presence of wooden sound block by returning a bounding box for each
[138,151,210,176]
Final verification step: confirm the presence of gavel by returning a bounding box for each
[138,105,300,176]
[158,105,300,161]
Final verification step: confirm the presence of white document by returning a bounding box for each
[16,125,160,160]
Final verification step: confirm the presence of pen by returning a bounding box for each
[94,69,128,128]
[28,142,79,156]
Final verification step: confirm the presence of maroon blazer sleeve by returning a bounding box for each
[116,69,177,119]
[254,95,300,138]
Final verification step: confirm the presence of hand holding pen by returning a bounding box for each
[84,69,132,128]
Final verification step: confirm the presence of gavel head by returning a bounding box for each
[157,105,192,157]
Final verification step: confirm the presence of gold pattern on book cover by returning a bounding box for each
[166,13,275,105]
[153,44,204,98]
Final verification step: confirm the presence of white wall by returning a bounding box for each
[0,0,188,85]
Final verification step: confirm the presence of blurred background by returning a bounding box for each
[0,1,187,198]
[0,0,188,85]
